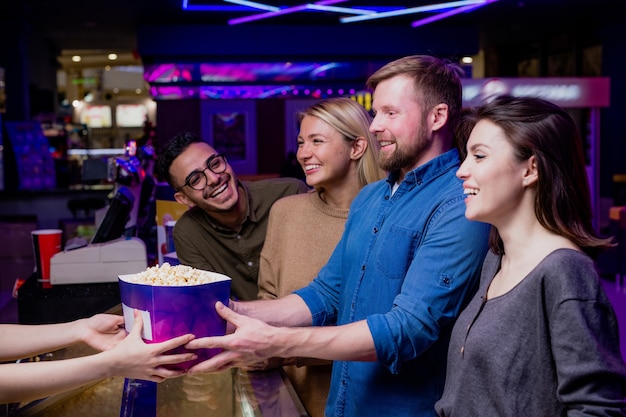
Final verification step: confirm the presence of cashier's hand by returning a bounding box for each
[101,310,198,382]
[79,313,126,351]
[185,302,280,374]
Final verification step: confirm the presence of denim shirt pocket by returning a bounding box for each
[375,224,420,280]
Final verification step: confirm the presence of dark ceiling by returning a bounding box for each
[6,0,625,53]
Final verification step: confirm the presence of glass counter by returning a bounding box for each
[9,368,308,417]
[6,304,308,417]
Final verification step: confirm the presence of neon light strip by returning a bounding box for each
[144,63,177,83]
[305,4,376,15]
[340,0,486,23]
[182,0,251,11]
[223,0,280,12]
[310,62,344,78]
[228,0,348,25]
[258,86,295,98]
[411,0,498,27]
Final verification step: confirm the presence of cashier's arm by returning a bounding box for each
[0,313,197,404]
[0,314,126,361]
[186,299,376,374]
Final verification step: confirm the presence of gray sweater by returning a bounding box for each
[436,249,626,417]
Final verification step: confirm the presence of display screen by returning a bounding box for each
[116,104,147,127]
[91,186,134,244]
[80,105,112,128]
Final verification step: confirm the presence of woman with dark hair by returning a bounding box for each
[436,95,626,416]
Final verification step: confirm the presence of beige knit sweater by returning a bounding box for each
[258,190,349,417]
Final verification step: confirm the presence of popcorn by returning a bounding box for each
[126,263,222,286]
[118,265,232,371]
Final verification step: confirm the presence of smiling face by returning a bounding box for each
[456,119,534,226]
[297,115,361,190]
[169,141,240,214]
[369,75,432,176]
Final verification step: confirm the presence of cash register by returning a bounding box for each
[50,186,147,285]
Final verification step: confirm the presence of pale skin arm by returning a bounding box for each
[231,295,336,370]
[0,314,127,361]
[230,293,315,327]
[186,301,376,374]
[0,312,197,404]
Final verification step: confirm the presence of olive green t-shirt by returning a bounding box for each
[173,177,309,301]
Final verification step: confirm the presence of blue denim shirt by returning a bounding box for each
[295,149,490,417]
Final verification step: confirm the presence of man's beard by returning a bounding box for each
[378,122,429,172]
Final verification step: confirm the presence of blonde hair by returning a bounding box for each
[298,97,385,187]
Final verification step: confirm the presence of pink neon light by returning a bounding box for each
[411,0,498,28]
[145,63,177,82]
[229,0,348,25]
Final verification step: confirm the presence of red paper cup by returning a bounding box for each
[32,229,63,288]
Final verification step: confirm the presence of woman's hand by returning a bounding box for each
[79,314,126,351]
[102,311,197,382]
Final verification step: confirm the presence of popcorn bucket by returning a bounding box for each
[118,268,231,370]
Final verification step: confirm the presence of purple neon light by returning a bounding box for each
[228,0,348,25]
[184,0,403,14]
[144,63,177,83]
[149,84,366,100]
[411,0,499,27]
[144,61,384,84]
[182,2,251,11]
[340,0,487,23]
[182,0,494,27]
[144,63,195,83]
[198,62,323,82]
[305,4,375,15]
[223,0,279,12]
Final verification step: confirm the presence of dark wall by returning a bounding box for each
[137,24,480,62]
[0,6,58,122]
[0,20,31,121]
[154,99,202,153]
[256,100,285,175]
[600,23,626,201]
[153,98,287,176]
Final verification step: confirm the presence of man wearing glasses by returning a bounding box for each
[156,132,309,300]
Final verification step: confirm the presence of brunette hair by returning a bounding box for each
[156,132,204,187]
[462,95,613,257]
[298,97,386,188]
[366,55,464,133]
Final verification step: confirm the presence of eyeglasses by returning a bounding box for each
[179,154,227,191]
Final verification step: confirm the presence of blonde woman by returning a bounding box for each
[256,97,385,417]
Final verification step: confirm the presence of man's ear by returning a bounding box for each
[174,191,196,208]
[522,155,539,187]
[431,103,449,132]
[350,136,368,160]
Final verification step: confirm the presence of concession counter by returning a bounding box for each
[6,351,308,417]
[8,369,307,417]
[5,306,309,417]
